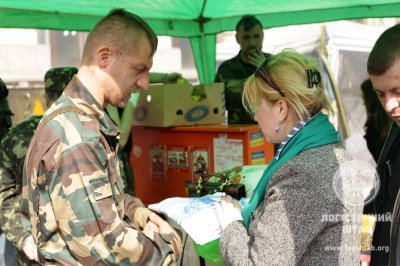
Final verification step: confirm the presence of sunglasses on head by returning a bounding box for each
[255,58,285,97]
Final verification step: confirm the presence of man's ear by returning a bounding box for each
[97,46,112,68]
[275,100,289,121]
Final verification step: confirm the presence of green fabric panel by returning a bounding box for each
[0,6,201,36]
[1,0,400,34]
[1,0,400,84]
[0,9,102,31]
[190,34,216,84]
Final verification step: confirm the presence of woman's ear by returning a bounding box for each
[275,100,289,121]
[97,46,112,68]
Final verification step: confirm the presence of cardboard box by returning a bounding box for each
[132,83,226,127]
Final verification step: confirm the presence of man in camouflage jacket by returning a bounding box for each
[0,77,15,266]
[0,67,77,265]
[21,9,181,265]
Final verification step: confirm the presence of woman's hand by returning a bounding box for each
[214,195,243,230]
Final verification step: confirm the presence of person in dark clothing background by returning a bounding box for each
[0,78,12,141]
[215,15,271,124]
[366,23,400,266]
[360,78,391,163]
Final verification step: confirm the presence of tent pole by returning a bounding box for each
[320,24,350,139]
[194,0,211,83]
[199,30,209,83]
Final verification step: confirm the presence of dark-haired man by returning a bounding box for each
[215,15,272,124]
[21,9,181,265]
[366,23,400,265]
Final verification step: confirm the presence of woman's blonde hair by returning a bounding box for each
[242,49,332,121]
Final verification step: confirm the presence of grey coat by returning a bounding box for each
[220,144,362,266]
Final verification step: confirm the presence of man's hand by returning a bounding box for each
[148,213,182,258]
[148,213,178,237]
[22,235,38,262]
[247,49,266,68]
[214,195,243,230]
[143,220,159,236]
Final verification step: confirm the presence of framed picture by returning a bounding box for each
[149,144,166,181]
[167,145,189,172]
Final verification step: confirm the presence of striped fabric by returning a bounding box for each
[275,116,313,160]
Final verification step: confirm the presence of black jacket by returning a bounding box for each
[366,123,400,266]
[389,124,400,265]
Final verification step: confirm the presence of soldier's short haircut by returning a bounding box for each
[236,15,263,32]
[82,9,158,62]
[368,24,400,75]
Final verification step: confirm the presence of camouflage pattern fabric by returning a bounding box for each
[104,107,136,196]
[215,53,271,124]
[22,76,181,265]
[0,67,76,265]
[44,67,78,100]
[0,115,42,266]
[119,149,136,196]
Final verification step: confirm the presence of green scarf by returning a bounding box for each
[242,112,339,228]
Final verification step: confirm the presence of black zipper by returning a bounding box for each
[374,122,393,214]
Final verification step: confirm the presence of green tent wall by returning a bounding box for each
[1,0,399,83]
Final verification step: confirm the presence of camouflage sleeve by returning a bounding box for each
[124,193,153,228]
[45,139,175,264]
[0,136,30,249]
[20,161,32,239]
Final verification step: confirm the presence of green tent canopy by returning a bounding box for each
[1,0,399,83]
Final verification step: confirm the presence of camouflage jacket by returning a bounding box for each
[0,115,42,265]
[22,76,179,265]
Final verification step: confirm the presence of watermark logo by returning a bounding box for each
[332,160,380,207]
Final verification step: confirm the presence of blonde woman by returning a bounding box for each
[215,49,362,265]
